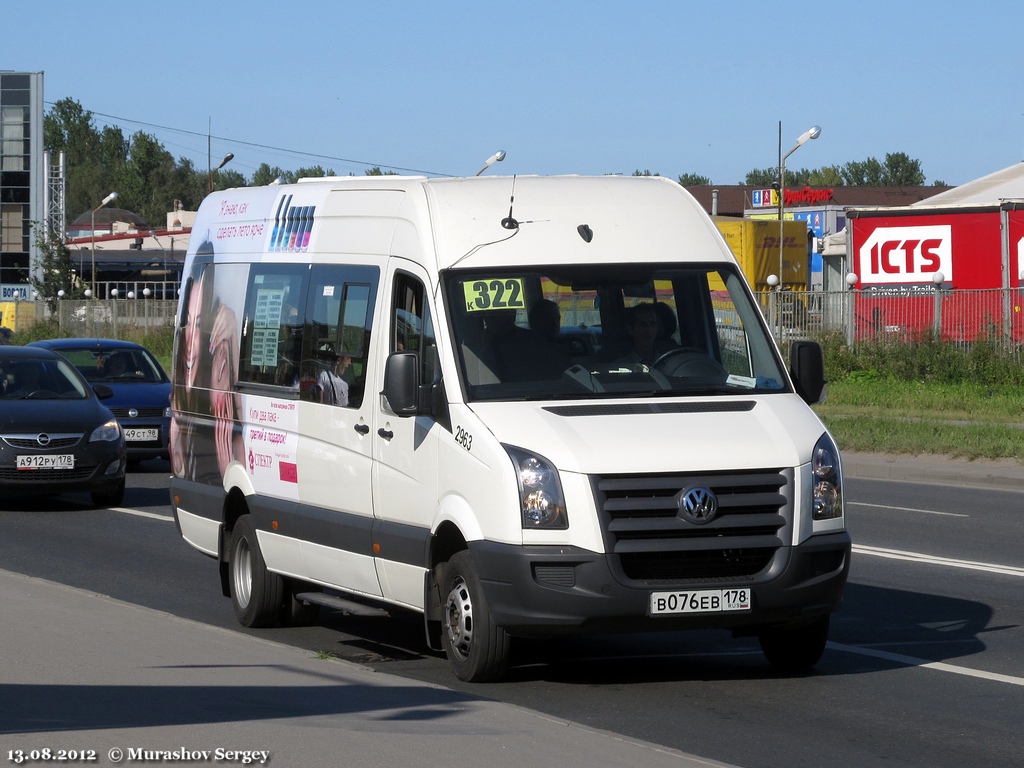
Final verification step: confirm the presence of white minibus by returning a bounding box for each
[169,174,850,682]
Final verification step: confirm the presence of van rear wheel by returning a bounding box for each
[758,614,830,673]
[441,551,510,682]
[228,515,283,628]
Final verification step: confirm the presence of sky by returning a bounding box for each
[5,1,1024,187]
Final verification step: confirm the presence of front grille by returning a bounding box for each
[1,433,83,450]
[593,468,792,583]
[109,407,165,419]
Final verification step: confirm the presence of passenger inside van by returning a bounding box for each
[489,300,571,383]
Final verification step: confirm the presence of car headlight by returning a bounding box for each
[163,406,172,418]
[504,445,568,529]
[812,433,843,520]
[90,419,122,443]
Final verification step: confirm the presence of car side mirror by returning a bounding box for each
[789,341,827,405]
[93,383,115,400]
[382,351,419,416]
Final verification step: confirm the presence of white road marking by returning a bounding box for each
[850,501,968,517]
[853,544,1024,577]
[110,506,173,521]
[828,642,1024,687]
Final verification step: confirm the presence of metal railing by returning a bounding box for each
[5,299,178,338]
[756,288,1024,356]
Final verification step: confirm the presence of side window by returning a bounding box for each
[392,272,437,385]
[238,265,309,388]
[299,264,379,408]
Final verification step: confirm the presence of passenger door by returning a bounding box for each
[371,263,441,608]
[294,263,384,597]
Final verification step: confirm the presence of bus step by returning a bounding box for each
[295,591,389,617]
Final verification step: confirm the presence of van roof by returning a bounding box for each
[194,175,733,272]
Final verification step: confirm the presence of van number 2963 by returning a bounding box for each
[455,426,473,451]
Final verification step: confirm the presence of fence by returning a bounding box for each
[4,299,178,338]
[6,290,1024,357]
[756,287,1024,356]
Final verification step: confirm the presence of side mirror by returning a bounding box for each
[790,341,827,405]
[382,351,419,416]
[93,383,115,400]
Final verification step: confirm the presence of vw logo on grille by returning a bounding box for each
[128,408,139,418]
[36,433,51,446]
[676,486,719,524]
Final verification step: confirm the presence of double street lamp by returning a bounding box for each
[91,191,118,298]
[777,124,821,287]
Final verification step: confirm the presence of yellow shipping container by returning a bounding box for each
[712,216,809,291]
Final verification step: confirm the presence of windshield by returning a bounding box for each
[444,264,789,401]
[0,357,90,399]
[54,347,167,383]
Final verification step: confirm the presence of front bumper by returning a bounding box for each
[468,531,851,637]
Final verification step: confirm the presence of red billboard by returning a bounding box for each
[848,206,1024,342]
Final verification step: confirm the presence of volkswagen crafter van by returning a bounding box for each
[169,174,850,682]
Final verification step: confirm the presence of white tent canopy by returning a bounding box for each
[913,162,1024,207]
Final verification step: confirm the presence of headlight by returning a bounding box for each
[90,419,122,443]
[163,406,172,418]
[812,433,843,520]
[504,445,568,529]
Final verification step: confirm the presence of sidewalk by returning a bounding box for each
[0,568,735,768]
[842,451,1024,491]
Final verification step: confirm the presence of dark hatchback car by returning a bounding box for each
[29,339,171,463]
[0,346,126,506]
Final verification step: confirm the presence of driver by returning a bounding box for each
[106,352,130,378]
[616,303,674,367]
[13,362,44,395]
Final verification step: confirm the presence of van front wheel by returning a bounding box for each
[228,515,283,628]
[441,551,510,682]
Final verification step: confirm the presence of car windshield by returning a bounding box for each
[55,347,166,383]
[0,357,89,399]
[444,263,790,402]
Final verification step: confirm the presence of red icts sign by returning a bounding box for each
[857,224,952,285]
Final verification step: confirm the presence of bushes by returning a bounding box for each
[814,329,1024,387]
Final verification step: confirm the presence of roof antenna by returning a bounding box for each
[501,175,519,230]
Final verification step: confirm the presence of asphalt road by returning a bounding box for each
[2,458,1022,768]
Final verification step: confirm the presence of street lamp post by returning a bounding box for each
[207,151,234,195]
[777,124,821,288]
[91,192,118,298]
[475,150,506,176]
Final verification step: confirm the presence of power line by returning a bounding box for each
[45,102,455,178]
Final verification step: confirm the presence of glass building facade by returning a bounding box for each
[0,71,44,288]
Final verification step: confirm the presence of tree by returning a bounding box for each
[250,163,292,186]
[880,152,925,186]
[30,224,84,310]
[744,167,779,186]
[677,172,711,186]
[364,166,398,176]
[44,98,106,220]
[632,169,660,177]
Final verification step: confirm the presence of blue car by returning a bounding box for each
[29,339,171,464]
